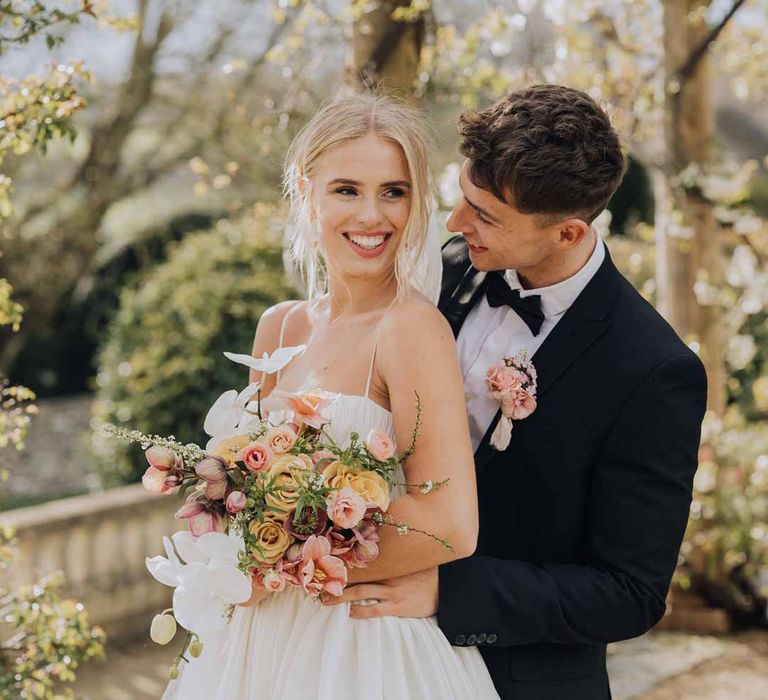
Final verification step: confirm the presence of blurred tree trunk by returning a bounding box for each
[657,0,737,416]
[345,0,427,98]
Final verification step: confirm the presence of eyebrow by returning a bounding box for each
[328,178,411,188]
[463,195,501,224]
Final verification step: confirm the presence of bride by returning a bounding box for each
[163,93,500,699]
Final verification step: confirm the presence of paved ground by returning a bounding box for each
[70,630,768,699]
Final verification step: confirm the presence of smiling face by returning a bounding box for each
[446,160,564,273]
[310,132,411,286]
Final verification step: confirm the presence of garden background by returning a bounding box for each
[1,1,767,697]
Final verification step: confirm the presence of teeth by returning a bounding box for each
[349,234,386,250]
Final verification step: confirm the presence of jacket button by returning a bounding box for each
[477,633,487,644]
[467,634,478,645]
[487,633,498,644]
[454,634,466,645]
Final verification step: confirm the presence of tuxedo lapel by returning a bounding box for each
[473,251,622,474]
[439,263,488,339]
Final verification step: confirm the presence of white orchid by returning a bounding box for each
[203,381,261,452]
[223,345,305,375]
[146,531,251,639]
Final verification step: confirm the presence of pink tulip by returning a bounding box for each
[145,446,183,472]
[226,490,247,514]
[300,535,347,597]
[195,456,229,500]
[142,466,175,494]
[175,492,226,536]
[365,430,395,461]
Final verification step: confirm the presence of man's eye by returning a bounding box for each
[476,212,491,224]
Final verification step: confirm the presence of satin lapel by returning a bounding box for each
[439,264,489,339]
[473,251,622,474]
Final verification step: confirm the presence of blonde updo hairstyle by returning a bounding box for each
[283,93,434,309]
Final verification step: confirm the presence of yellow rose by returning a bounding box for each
[212,434,250,466]
[249,518,292,564]
[264,455,313,514]
[348,470,390,511]
[321,460,356,490]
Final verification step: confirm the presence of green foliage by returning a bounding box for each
[94,213,296,485]
[0,530,105,699]
[0,1,96,53]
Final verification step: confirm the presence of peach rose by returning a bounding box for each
[264,455,314,514]
[249,518,292,564]
[486,364,524,399]
[262,569,287,593]
[264,425,297,454]
[321,461,356,490]
[365,429,395,461]
[500,388,537,420]
[348,470,390,511]
[212,434,251,466]
[237,441,274,472]
[326,487,367,529]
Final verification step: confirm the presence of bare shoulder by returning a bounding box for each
[378,293,454,360]
[251,299,305,354]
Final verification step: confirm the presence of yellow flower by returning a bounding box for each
[321,460,356,490]
[348,470,390,511]
[249,518,292,564]
[212,434,250,466]
[264,455,313,514]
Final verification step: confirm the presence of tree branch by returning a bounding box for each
[677,0,747,82]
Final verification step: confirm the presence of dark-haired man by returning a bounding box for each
[329,85,707,700]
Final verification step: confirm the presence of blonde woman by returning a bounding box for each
[162,94,499,699]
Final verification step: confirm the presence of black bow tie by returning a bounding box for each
[485,271,545,336]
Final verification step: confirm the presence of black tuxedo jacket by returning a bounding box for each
[436,237,707,700]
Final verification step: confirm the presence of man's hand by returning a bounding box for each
[319,567,439,620]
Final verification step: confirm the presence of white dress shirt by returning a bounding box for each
[457,232,606,451]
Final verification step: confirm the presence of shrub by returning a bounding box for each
[93,213,296,484]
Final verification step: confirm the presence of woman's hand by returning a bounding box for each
[238,578,270,607]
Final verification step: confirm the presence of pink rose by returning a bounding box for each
[226,490,247,514]
[500,388,537,420]
[264,426,297,454]
[237,442,274,472]
[365,429,395,461]
[300,535,348,597]
[262,569,287,593]
[311,449,335,465]
[326,487,367,529]
[486,364,524,398]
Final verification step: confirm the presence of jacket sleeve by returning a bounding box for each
[437,352,707,647]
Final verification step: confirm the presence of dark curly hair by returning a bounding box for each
[458,84,627,223]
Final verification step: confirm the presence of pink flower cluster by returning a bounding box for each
[486,351,538,450]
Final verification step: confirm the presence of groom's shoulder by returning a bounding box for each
[610,264,701,367]
[440,236,472,300]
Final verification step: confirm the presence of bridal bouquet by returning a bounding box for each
[104,345,449,673]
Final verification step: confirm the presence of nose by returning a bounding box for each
[355,196,383,227]
[447,201,474,235]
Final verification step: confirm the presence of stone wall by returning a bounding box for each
[0,484,182,641]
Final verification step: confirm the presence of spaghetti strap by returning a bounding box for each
[364,300,397,399]
[276,301,303,382]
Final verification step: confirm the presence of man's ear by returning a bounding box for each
[558,218,590,248]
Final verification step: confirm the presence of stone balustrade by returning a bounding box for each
[1,484,182,641]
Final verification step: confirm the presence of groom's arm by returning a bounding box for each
[437,352,707,647]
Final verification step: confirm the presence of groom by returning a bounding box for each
[331,84,707,699]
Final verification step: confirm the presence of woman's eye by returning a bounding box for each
[383,188,406,198]
[335,187,357,196]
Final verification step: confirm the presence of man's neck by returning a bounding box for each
[516,231,597,290]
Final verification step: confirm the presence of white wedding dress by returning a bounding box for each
[162,392,500,699]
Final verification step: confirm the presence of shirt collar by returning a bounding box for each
[504,227,606,319]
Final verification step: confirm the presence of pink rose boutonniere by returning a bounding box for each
[486,350,538,451]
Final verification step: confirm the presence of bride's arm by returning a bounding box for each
[347,299,478,584]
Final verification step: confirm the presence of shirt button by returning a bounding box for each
[487,633,498,644]
[477,633,487,644]
[454,634,466,645]
[467,634,478,645]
